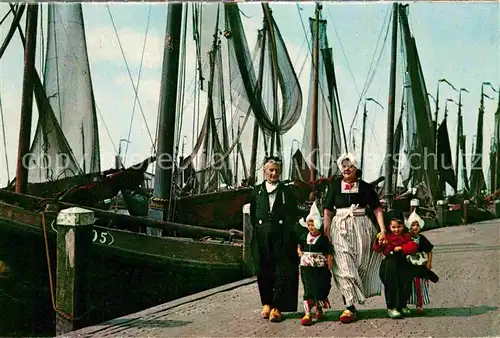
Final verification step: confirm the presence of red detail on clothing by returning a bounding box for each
[415,278,423,307]
[345,183,352,190]
[372,232,418,256]
[307,232,320,244]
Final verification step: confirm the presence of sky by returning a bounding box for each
[0,1,498,193]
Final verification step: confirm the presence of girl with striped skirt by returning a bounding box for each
[323,153,387,324]
[406,210,436,314]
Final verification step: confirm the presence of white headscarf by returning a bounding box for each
[337,152,359,172]
[405,210,425,229]
[299,201,322,230]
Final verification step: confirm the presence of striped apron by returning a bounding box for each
[330,204,383,306]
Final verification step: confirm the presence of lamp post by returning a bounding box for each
[434,78,457,150]
[361,97,384,172]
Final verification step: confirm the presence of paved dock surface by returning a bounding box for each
[63,220,499,337]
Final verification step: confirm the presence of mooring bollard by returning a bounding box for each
[495,200,500,218]
[55,207,94,335]
[242,203,256,277]
[410,198,420,214]
[436,200,447,227]
[462,199,469,224]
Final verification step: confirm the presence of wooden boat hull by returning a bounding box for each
[0,202,244,336]
[174,188,252,230]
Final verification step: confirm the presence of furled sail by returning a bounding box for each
[469,94,487,196]
[183,4,235,192]
[42,4,100,175]
[184,3,302,189]
[399,5,441,202]
[225,3,302,144]
[27,73,83,183]
[489,93,500,192]
[436,117,457,191]
[300,17,342,179]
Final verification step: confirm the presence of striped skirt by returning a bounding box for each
[330,207,383,306]
[408,277,430,306]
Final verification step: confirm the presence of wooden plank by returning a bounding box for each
[0,202,243,264]
[0,189,242,239]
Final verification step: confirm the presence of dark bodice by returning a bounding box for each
[413,234,434,253]
[323,177,381,211]
[299,231,334,255]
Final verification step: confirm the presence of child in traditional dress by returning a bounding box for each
[297,201,333,326]
[406,210,437,314]
[373,210,418,319]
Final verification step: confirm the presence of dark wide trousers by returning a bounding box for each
[254,222,299,312]
[379,253,413,310]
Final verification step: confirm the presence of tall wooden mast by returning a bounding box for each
[383,2,398,209]
[15,4,38,194]
[309,3,321,182]
[150,3,183,223]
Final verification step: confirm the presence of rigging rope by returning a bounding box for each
[0,7,13,26]
[326,6,361,97]
[106,4,156,152]
[0,89,10,183]
[40,3,44,75]
[226,20,237,182]
[123,4,152,165]
[346,6,392,150]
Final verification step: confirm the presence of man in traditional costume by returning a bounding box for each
[249,156,303,322]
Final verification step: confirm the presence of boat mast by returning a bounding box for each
[494,87,500,192]
[455,89,467,193]
[249,26,267,186]
[150,3,183,222]
[262,4,280,157]
[199,6,221,193]
[310,3,321,182]
[360,101,367,172]
[383,2,398,209]
[15,4,38,194]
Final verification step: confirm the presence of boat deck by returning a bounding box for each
[61,220,500,337]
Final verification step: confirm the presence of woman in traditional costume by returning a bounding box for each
[323,152,386,323]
